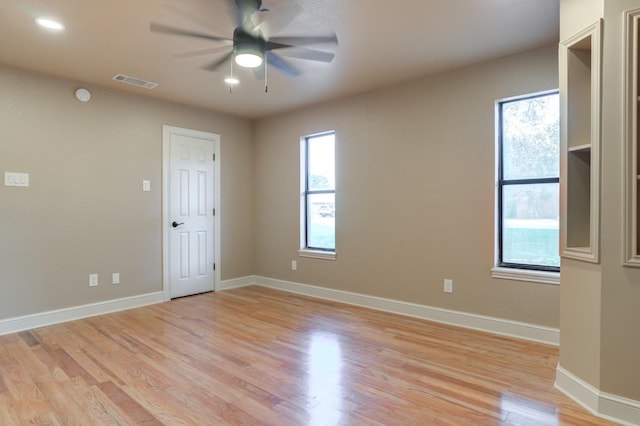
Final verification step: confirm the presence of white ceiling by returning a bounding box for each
[0,0,559,119]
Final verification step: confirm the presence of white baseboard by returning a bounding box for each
[0,292,164,336]
[555,365,601,415]
[555,364,640,426]
[218,276,256,291]
[4,277,634,424]
[239,275,559,345]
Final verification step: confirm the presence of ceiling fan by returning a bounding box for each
[150,0,339,90]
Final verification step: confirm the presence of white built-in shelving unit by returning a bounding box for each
[560,20,602,263]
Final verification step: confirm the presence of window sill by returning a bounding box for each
[299,249,336,261]
[491,267,559,285]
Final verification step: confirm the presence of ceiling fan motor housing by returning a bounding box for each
[233,27,266,58]
[150,0,337,76]
[236,0,263,14]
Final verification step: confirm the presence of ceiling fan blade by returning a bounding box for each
[253,66,265,80]
[150,22,232,45]
[161,4,217,33]
[201,51,235,72]
[267,34,338,47]
[174,46,231,58]
[266,51,300,77]
[254,1,302,35]
[275,47,335,63]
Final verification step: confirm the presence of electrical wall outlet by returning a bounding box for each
[444,279,453,293]
[112,273,120,284]
[89,273,99,287]
[291,260,297,271]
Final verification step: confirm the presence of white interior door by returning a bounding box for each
[166,129,217,299]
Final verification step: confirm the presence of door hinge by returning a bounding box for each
[213,263,216,271]
[213,153,216,161]
[213,208,216,216]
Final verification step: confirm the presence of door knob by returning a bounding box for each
[172,221,184,228]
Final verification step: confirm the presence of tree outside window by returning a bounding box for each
[303,132,335,252]
[498,92,560,271]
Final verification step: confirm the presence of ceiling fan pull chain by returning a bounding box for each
[265,59,269,93]
[149,1,339,94]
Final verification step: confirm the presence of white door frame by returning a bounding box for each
[162,125,221,301]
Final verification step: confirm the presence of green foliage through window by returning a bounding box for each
[303,132,336,251]
[498,92,560,271]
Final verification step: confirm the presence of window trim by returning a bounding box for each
[300,131,336,258]
[495,90,560,276]
[491,267,559,286]
[298,248,336,261]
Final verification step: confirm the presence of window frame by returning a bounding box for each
[299,131,336,259]
[495,90,560,276]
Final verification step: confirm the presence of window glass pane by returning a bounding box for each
[307,193,335,250]
[502,183,560,268]
[308,134,335,191]
[502,94,559,180]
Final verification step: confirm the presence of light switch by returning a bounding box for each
[89,274,99,287]
[142,180,151,192]
[4,172,29,187]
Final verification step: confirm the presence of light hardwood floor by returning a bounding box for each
[0,286,614,425]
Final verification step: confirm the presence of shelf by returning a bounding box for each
[569,144,591,152]
[567,246,591,253]
[560,20,601,263]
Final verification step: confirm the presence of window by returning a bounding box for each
[300,132,336,257]
[497,92,560,273]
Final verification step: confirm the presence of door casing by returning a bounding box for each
[162,125,221,301]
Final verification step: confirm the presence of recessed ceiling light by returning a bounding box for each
[224,77,239,85]
[35,18,65,31]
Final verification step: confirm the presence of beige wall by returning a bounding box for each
[558,0,640,403]
[0,64,253,319]
[558,260,602,387]
[253,46,560,327]
[599,0,640,401]
[557,0,604,392]
[560,0,603,41]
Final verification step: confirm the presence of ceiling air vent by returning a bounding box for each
[112,74,158,89]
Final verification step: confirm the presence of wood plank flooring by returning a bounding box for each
[0,285,615,425]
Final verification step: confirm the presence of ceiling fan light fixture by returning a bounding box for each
[235,52,263,68]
